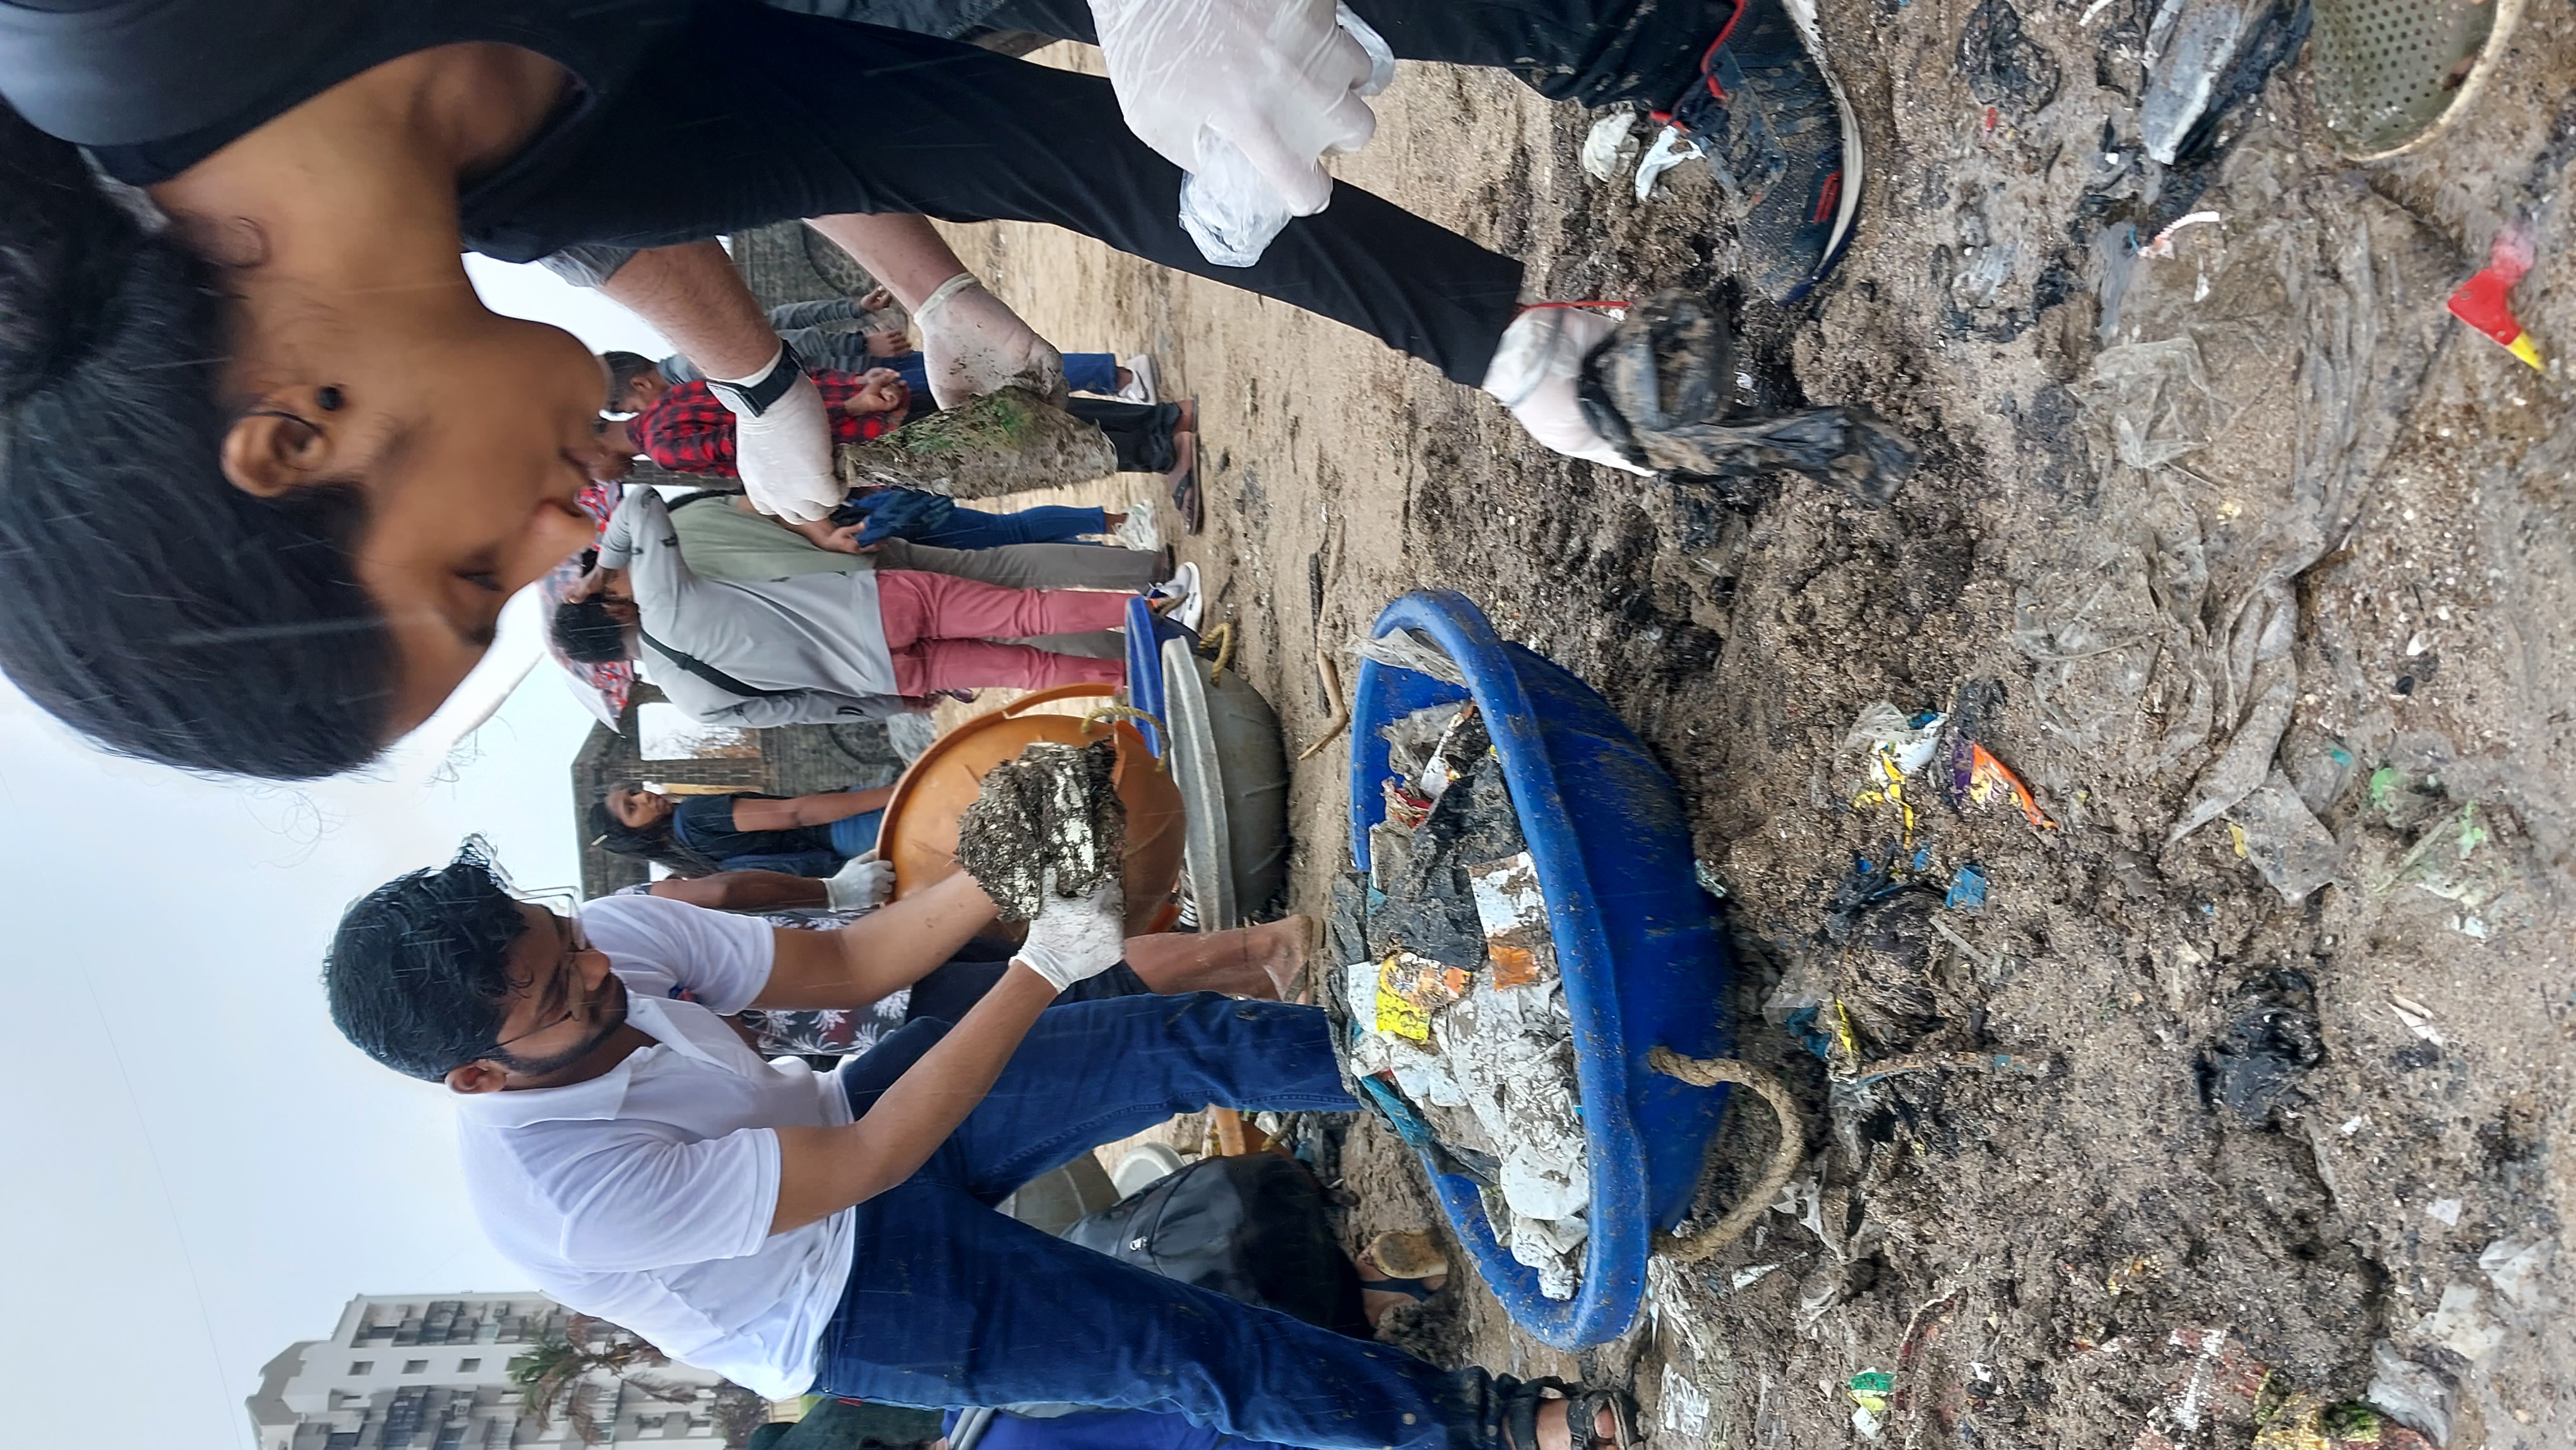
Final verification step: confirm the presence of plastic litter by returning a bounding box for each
[1356,629,1469,688]
[2387,993,2442,1045]
[2446,226,2546,371]
[1633,125,1704,201]
[1945,864,1989,914]
[2142,210,2223,258]
[2421,1282,2500,1363]
[2197,971,2322,1124]
[1579,293,1916,498]
[1967,743,2058,829]
[2478,1236,2550,1310]
[1175,4,1396,267]
[2366,1340,2455,1445]
[1846,703,1947,842]
[1470,853,1556,988]
[2224,769,2342,900]
[1659,1365,1712,1440]
[1849,1369,1894,1441]
[1580,111,1640,183]
[1338,636,1591,1300]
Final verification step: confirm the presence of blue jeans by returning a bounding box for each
[826,809,885,858]
[915,505,1109,551]
[818,996,1518,1450]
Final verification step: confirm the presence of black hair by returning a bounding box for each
[0,102,394,779]
[323,837,530,1081]
[586,783,724,876]
[552,597,632,663]
[601,350,660,410]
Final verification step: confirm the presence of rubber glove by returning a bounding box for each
[715,353,842,523]
[1481,306,1655,476]
[824,853,896,911]
[1011,875,1127,992]
[1090,0,1377,215]
[915,273,1066,409]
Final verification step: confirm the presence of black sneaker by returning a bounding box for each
[1650,0,1864,304]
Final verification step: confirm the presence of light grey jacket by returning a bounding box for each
[598,488,907,726]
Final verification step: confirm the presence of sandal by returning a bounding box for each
[1166,430,1203,535]
[1502,1379,1641,1450]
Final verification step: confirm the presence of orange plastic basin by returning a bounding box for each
[877,684,1184,936]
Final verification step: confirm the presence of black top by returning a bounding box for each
[0,0,690,181]
[669,792,838,865]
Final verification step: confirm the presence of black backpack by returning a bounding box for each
[1061,1153,1368,1339]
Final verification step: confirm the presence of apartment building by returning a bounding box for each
[246,1293,732,1449]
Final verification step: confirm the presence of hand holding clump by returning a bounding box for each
[1012,872,1127,991]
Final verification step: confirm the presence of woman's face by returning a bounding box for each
[607,786,672,829]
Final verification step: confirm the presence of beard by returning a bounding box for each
[500,972,632,1077]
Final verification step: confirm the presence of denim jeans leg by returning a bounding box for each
[818,1177,1515,1450]
[942,995,1355,1201]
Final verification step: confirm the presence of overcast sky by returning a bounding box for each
[0,260,669,1450]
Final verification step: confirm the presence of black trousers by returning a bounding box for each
[458,0,1719,388]
[1068,397,1181,474]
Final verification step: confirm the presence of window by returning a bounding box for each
[349,1362,374,1376]
[456,1358,481,1373]
[402,1359,427,1374]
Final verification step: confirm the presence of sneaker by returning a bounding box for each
[1113,498,1162,552]
[1649,0,1863,304]
[1116,354,1161,404]
[1151,560,1203,631]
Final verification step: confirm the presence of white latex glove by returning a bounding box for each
[1011,875,1127,992]
[824,852,895,912]
[1091,0,1378,215]
[716,355,842,523]
[1481,306,1655,476]
[915,273,1066,409]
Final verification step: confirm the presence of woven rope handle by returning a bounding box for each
[1646,1047,1810,1264]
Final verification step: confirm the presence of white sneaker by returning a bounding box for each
[1152,560,1203,631]
[1112,499,1162,552]
[1117,354,1161,404]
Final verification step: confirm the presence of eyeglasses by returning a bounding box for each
[491,891,593,1054]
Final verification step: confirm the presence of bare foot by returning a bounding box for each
[1160,428,1197,489]
[1174,397,1198,432]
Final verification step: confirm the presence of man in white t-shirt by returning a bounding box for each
[322,840,1631,1450]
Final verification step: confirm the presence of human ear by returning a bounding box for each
[218,407,338,498]
[444,1062,510,1095]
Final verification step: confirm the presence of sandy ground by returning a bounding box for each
[927,13,2576,1447]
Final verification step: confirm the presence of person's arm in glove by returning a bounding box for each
[806,215,1063,407]
[595,241,842,521]
[765,878,1120,1228]
[1089,0,1379,214]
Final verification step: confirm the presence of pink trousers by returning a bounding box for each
[876,570,1133,697]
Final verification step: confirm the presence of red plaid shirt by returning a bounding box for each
[628,369,903,477]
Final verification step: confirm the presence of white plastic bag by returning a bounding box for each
[1177,4,1395,267]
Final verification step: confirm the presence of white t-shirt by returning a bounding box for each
[453,894,855,1398]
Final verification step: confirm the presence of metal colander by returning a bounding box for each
[2309,0,2518,158]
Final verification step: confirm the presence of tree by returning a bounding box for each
[507,1315,701,1444]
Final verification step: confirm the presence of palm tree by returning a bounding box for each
[508,1315,701,1442]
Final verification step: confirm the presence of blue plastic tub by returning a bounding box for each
[1347,590,1734,1347]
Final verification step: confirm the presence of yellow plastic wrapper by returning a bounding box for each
[1374,952,1470,1041]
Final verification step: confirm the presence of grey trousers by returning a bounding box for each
[871,538,1155,660]
[872,537,1160,592]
